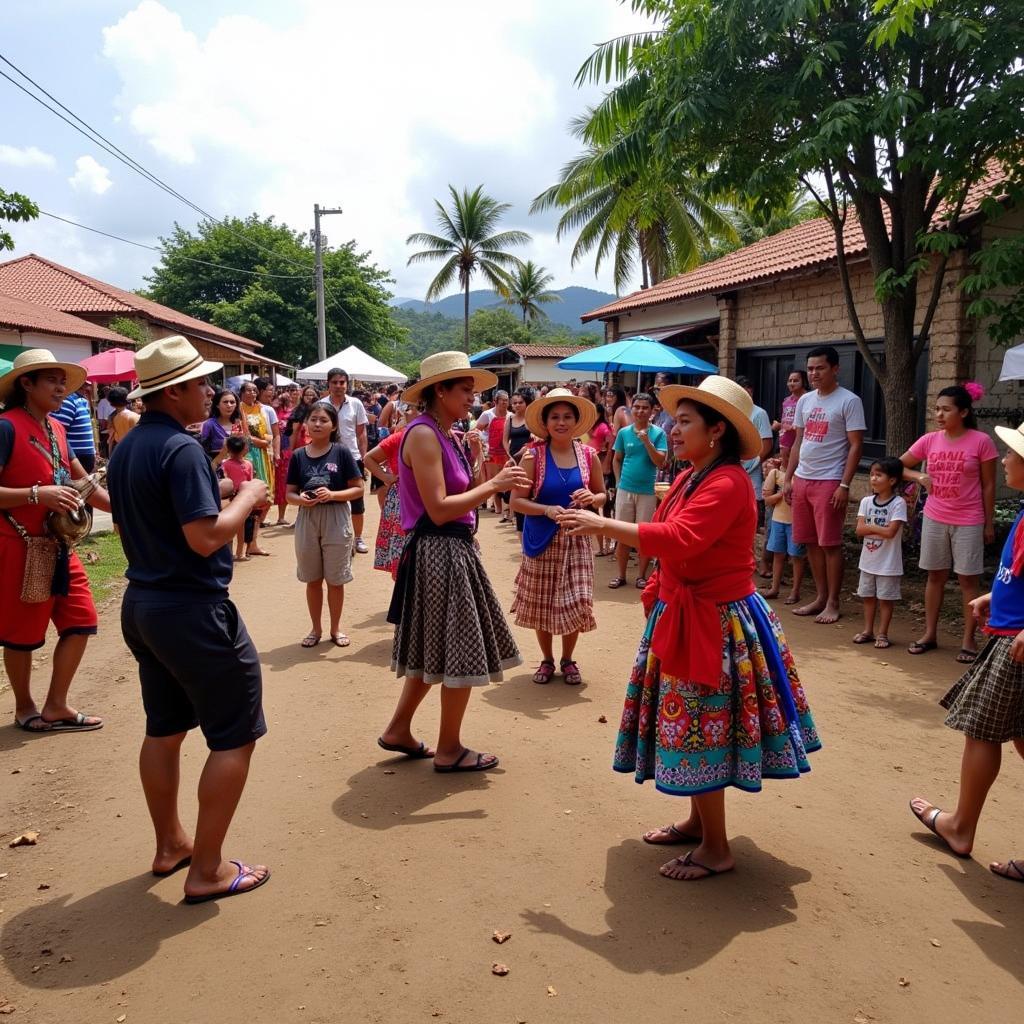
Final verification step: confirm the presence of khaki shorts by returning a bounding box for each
[857,570,901,601]
[294,503,354,585]
[918,514,985,576]
[615,488,657,524]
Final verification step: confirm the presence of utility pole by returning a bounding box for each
[312,203,343,361]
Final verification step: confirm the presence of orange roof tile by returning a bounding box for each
[0,291,126,344]
[582,163,1009,323]
[0,254,263,350]
[508,344,592,358]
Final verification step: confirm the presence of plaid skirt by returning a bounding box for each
[373,484,406,578]
[391,533,521,687]
[941,635,1024,742]
[511,529,596,635]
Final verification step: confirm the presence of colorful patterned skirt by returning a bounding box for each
[374,484,406,579]
[274,448,293,507]
[613,594,820,795]
[511,529,596,635]
[246,445,274,508]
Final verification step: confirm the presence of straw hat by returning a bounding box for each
[994,423,1024,460]
[524,387,598,440]
[401,351,497,406]
[0,348,87,403]
[657,375,763,460]
[128,335,223,399]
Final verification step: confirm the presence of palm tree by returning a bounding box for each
[700,188,820,262]
[504,261,561,324]
[531,109,734,293]
[407,185,530,353]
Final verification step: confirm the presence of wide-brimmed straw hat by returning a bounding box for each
[128,335,223,399]
[0,348,88,403]
[524,387,598,440]
[657,376,763,460]
[995,423,1024,460]
[401,351,497,407]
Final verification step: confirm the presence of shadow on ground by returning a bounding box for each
[520,836,811,974]
[1,873,214,987]
[483,672,593,721]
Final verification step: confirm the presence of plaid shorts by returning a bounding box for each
[941,635,1024,743]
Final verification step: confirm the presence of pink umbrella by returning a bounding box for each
[81,347,137,383]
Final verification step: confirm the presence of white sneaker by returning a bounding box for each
[354,538,368,554]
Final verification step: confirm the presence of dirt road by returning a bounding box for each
[1,502,1021,1023]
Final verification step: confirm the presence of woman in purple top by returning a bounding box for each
[379,352,528,773]
[200,389,244,460]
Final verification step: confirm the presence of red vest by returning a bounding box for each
[0,409,72,538]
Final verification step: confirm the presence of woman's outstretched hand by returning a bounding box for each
[558,508,605,536]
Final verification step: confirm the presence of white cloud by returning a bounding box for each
[68,155,113,195]
[0,144,57,170]
[96,0,652,298]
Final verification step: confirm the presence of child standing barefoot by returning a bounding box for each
[910,428,1024,879]
[853,457,907,650]
[761,457,805,604]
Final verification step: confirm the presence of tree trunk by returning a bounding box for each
[463,280,470,355]
[880,307,920,458]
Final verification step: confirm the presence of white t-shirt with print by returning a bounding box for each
[794,386,866,480]
[329,396,368,461]
[857,494,907,576]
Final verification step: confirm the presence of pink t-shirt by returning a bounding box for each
[907,428,997,525]
[222,456,254,493]
[590,420,612,454]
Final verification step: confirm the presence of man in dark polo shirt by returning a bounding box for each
[108,335,271,904]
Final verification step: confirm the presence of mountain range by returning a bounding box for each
[390,286,616,333]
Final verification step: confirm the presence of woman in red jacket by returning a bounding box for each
[562,376,820,881]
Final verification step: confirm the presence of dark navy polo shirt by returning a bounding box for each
[108,410,232,600]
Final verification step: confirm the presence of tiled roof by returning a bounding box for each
[0,291,126,344]
[0,254,263,350]
[508,344,592,358]
[582,163,1009,322]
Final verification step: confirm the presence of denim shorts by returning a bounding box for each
[767,519,805,558]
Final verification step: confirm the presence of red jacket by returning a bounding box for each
[638,463,756,688]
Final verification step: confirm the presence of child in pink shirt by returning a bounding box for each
[222,435,256,561]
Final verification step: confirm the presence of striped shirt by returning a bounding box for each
[51,392,96,458]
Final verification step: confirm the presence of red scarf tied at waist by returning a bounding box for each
[649,566,755,690]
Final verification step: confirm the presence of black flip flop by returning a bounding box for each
[662,851,723,879]
[14,714,52,733]
[643,823,701,846]
[434,748,499,773]
[40,712,103,733]
[908,640,938,655]
[152,855,192,878]
[956,648,978,664]
[377,737,432,759]
[909,801,971,858]
[183,861,270,904]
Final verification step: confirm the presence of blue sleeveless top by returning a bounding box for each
[988,510,1024,632]
[522,446,583,557]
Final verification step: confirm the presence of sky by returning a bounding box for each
[1,0,655,302]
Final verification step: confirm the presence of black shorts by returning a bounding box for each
[352,460,366,515]
[121,593,267,751]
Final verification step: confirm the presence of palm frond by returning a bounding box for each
[574,31,661,87]
[422,256,461,302]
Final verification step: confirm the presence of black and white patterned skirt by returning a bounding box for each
[941,635,1024,743]
[391,534,521,687]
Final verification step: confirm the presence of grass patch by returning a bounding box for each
[78,531,128,604]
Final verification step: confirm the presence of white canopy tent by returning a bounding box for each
[227,371,298,388]
[297,345,406,384]
[999,342,1024,381]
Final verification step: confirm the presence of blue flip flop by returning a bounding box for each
[183,860,270,904]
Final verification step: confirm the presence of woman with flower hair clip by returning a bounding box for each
[900,382,997,664]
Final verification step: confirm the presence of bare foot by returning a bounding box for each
[380,730,436,758]
[40,704,102,728]
[761,587,780,599]
[814,604,841,624]
[152,838,194,876]
[642,821,702,845]
[659,846,734,881]
[433,746,497,770]
[784,591,801,605]
[184,859,271,902]
[989,858,1024,883]
[792,599,825,617]
[909,797,972,856]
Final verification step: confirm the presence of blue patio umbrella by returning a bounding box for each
[556,336,717,375]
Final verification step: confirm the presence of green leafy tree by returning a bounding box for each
[504,261,561,324]
[107,316,149,347]
[467,308,533,350]
[1,187,38,252]
[145,215,405,367]
[701,189,820,262]
[407,186,530,353]
[579,0,1024,453]
[531,109,734,291]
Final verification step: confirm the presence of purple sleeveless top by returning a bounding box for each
[398,415,475,530]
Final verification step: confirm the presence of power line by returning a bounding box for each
[0,52,315,271]
[39,209,314,280]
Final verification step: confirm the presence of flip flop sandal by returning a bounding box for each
[608,577,627,589]
[642,823,701,846]
[434,748,499,773]
[990,859,1024,883]
[956,648,978,664]
[14,714,52,732]
[874,636,892,649]
[183,860,271,904]
[852,632,876,644]
[908,640,938,655]
[663,851,722,879]
[532,660,556,684]
[909,802,970,858]
[377,737,433,759]
[635,577,648,589]
[560,659,583,685]
[40,712,103,733]
[330,633,351,648]
[301,634,322,648]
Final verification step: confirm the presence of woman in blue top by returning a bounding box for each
[510,389,605,686]
[910,421,1024,883]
